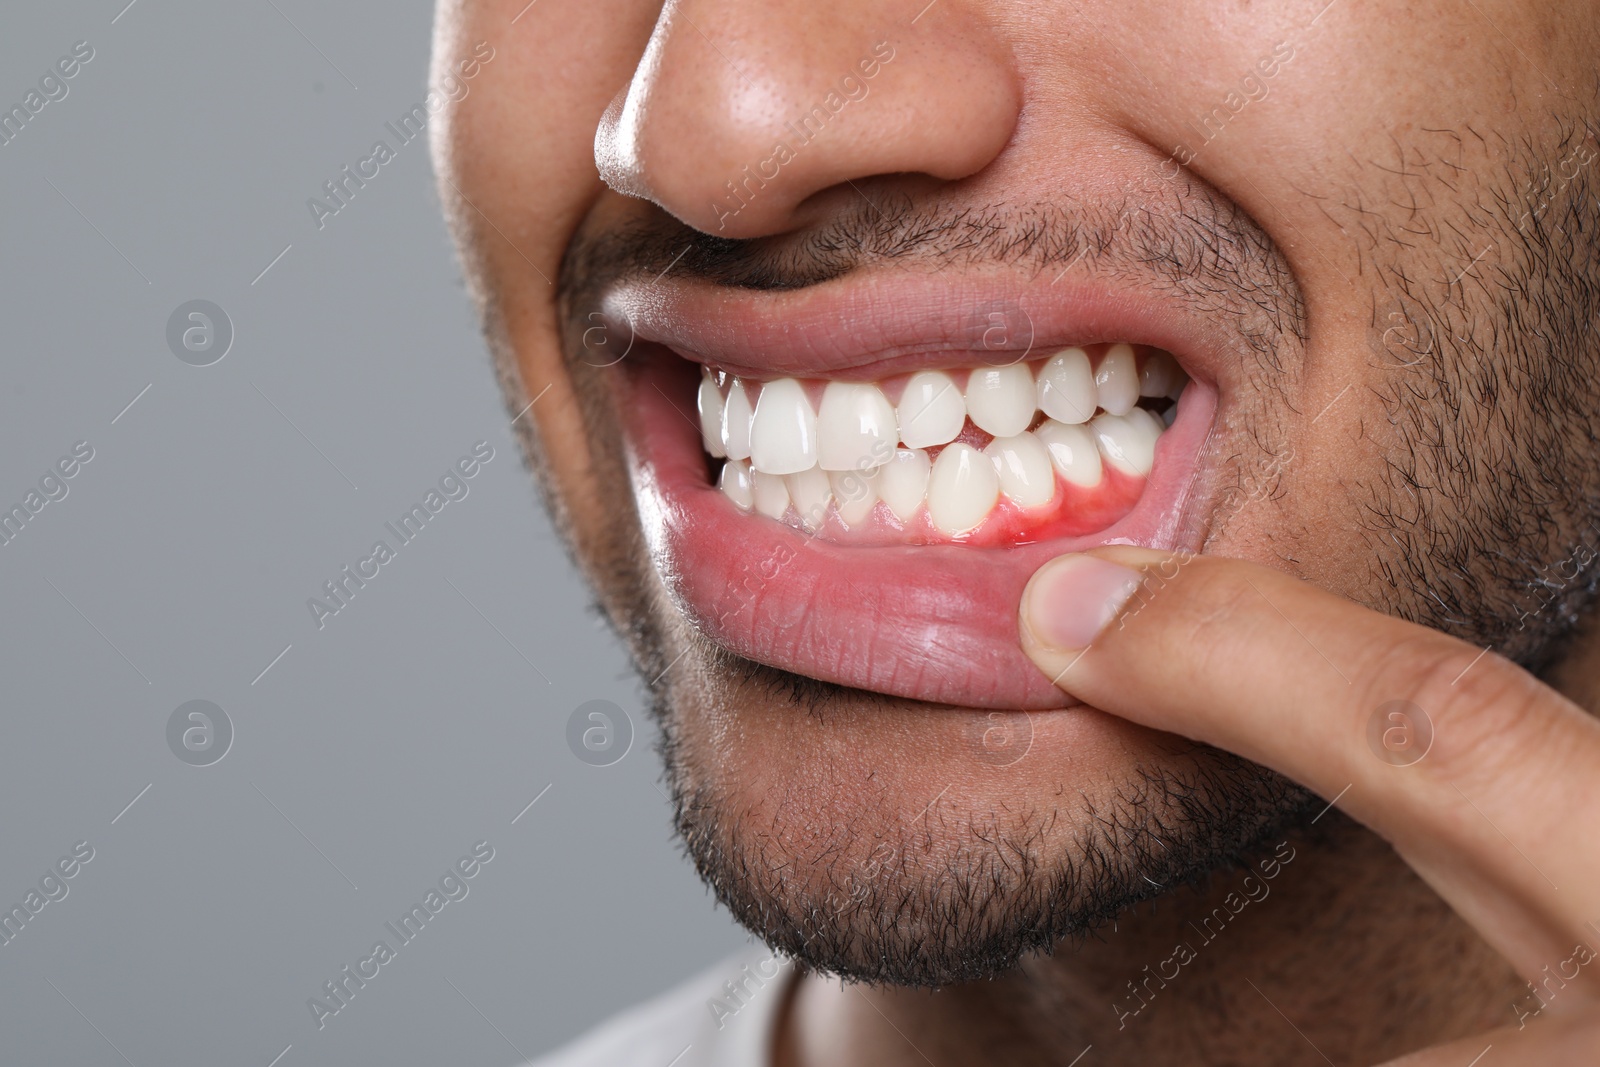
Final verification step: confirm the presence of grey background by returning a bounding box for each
[0,2,747,1064]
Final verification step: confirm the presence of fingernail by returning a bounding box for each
[1022,554,1143,651]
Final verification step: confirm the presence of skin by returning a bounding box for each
[430,0,1600,1062]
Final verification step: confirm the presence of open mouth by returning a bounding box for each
[700,344,1189,546]
[605,273,1219,709]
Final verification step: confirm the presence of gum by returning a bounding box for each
[742,465,1146,547]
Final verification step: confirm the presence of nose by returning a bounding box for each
[595,0,1020,238]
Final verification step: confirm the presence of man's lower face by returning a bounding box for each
[438,0,1600,990]
[562,187,1331,985]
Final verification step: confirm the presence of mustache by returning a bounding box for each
[558,184,1307,351]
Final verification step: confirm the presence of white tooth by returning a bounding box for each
[964,364,1035,437]
[1166,375,1189,402]
[817,381,896,471]
[927,442,1000,535]
[751,469,791,520]
[1161,404,1177,428]
[1130,409,1165,463]
[719,459,753,510]
[1127,406,1166,437]
[1095,343,1140,416]
[698,373,727,457]
[1034,419,1104,487]
[896,370,966,448]
[877,448,931,523]
[1035,348,1096,425]
[786,467,833,531]
[721,378,753,461]
[829,468,879,527]
[984,432,1057,509]
[1091,412,1158,477]
[1139,351,1181,398]
[749,378,817,475]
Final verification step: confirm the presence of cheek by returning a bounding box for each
[433,0,661,246]
[433,0,661,566]
[1207,402,1390,604]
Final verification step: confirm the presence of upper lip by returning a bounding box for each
[601,266,1236,386]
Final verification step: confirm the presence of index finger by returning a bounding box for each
[1018,546,1600,991]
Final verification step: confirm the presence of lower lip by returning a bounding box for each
[623,349,1216,710]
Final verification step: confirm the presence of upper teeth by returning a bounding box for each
[896,371,966,448]
[699,346,1188,536]
[964,364,1036,437]
[748,378,818,475]
[816,381,897,471]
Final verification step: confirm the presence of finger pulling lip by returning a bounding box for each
[616,274,1220,707]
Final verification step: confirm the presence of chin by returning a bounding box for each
[652,650,1317,985]
[649,655,1312,991]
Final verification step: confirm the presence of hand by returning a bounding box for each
[1019,548,1600,1065]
